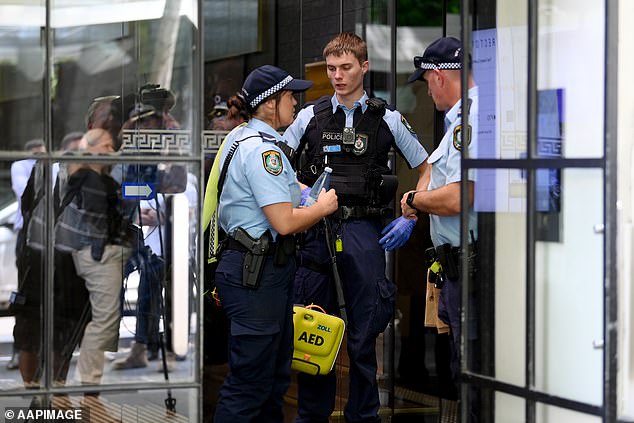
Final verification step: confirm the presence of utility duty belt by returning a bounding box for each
[225,228,295,289]
[331,205,392,220]
[425,241,478,288]
[425,243,460,286]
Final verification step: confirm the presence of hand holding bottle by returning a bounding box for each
[315,188,338,215]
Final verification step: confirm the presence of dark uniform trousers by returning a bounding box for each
[436,247,481,422]
[213,250,296,423]
[293,219,396,423]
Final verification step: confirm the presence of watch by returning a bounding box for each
[406,191,418,211]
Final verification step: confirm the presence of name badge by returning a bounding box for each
[323,145,342,153]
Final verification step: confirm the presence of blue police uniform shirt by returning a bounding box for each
[284,92,428,168]
[218,118,301,240]
[428,86,479,248]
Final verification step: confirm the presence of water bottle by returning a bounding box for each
[304,167,332,207]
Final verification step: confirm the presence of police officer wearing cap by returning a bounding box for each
[212,65,338,423]
[283,32,428,423]
[401,36,479,393]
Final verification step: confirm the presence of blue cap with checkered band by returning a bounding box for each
[240,65,313,110]
[408,37,466,83]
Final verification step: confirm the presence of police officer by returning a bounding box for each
[283,32,429,423]
[212,65,338,423]
[401,36,479,390]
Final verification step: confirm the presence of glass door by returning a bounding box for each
[0,0,203,420]
[462,0,613,421]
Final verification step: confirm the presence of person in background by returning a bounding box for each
[209,95,249,131]
[54,129,133,390]
[9,139,46,377]
[111,86,191,372]
[11,140,46,236]
[10,132,85,389]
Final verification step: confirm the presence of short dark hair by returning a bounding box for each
[24,139,44,151]
[60,131,84,151]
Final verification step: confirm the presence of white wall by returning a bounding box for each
[618,0,634,419]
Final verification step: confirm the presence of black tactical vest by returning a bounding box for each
[297,96,393,207]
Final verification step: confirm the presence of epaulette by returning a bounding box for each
[458,98,473,117]
[259,131,278,143]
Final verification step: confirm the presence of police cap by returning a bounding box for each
[240,65,313,109]
[408,36,465,83]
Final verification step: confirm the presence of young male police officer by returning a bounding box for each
[283,32,429,423]
[401,37,479,391]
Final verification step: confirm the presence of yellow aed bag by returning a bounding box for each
[292,304,345,376]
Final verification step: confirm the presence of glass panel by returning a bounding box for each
[0,1,46,152]
[1,160,20,312]
[50,0,196,157]
[537,0,604,159]
[2,388,198,421]
[494,392,525,423]
[534,168,603,405]
[473,0,528,160]
[470,168,527,387]
[536,402,602,423]
[0,159,47,391]
[51,158,199,388]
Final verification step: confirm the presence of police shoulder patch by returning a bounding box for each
[262,150,283,175]
[453,124,472,151]
[401,115,416,135]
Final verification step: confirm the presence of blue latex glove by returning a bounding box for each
[299,187,311,206]
[378,216,416,251]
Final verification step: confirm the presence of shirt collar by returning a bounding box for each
[248,118,284,143]
[445,86,479,126]
[331,91,369,114]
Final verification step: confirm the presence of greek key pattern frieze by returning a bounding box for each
[122,129,192,153]
[202,130,230,154]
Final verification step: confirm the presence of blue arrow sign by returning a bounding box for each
[122,182,156,199]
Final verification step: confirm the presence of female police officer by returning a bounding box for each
[212,65,338,422]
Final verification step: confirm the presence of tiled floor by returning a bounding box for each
[0,314,456,422]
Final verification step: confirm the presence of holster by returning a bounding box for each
[435,243,460,281]
[425,243,460,288]
[232,228,272,289]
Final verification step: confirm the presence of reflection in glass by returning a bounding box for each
[472,0,528,160]
[51,152,199,387]
[5,158,47,390]
[0,21,45,151]
[537,0,604,159]
[2,387,197,420]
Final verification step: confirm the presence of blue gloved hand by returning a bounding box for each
[378,216,417,251]
[299,187,311,206]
